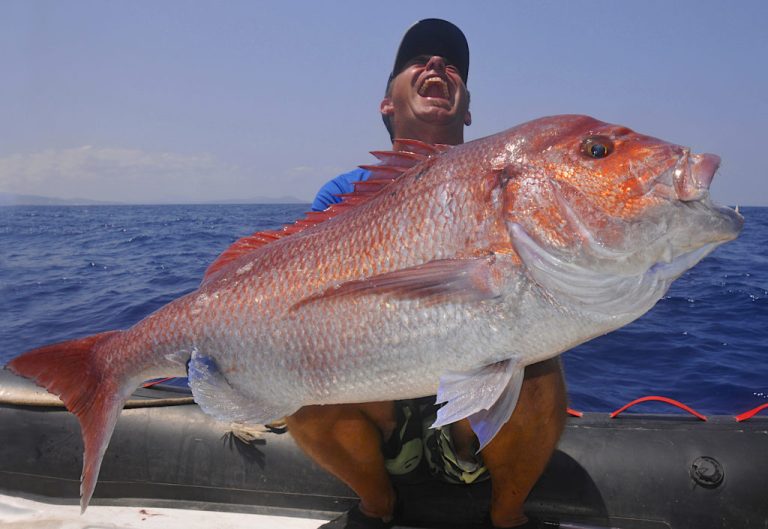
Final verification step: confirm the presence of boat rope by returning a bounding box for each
[735,402,768,422]
[142,377,176,388]
[609,396,707,420]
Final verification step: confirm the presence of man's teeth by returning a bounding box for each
[418,77,449,98]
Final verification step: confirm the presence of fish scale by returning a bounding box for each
[8,115,742,511]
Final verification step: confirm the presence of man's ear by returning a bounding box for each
[464,89,472,126]
[380,97,395,117]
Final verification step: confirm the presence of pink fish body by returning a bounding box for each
[8,115,743,511]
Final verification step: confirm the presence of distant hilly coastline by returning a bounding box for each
[0,192,307,206]
[210,195,307,205]
[0,192,121,206]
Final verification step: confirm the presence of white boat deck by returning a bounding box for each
[0,493,328,529]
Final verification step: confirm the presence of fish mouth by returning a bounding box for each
[644,150,743,241]
[417,75,450,100]
[676,151,744,239]
[646,150,720,203]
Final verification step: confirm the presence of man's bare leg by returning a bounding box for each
[286,401,398,520]
[287,358,565,527]
[479,358,567,527]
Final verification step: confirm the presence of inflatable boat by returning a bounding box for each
[0,369,766,529]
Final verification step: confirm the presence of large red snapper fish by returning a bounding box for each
[8,115,742,511]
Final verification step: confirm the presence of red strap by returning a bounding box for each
[735,403,768,422]
[610,396,707,421]
[567,408,583,417]
[142,377,175,388]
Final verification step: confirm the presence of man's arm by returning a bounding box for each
[311,168,371,211]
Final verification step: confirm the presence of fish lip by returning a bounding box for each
[650,150,724,204]
[673,150,720,202]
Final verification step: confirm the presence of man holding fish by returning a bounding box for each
[294,19,567,529]
[9,16,741,529]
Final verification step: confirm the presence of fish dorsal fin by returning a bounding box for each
[393,139,451,156]
[201,140,450,284]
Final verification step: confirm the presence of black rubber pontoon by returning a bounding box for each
[0,369,765,528]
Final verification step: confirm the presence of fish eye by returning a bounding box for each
[582,136,614,159]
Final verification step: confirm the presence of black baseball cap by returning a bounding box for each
[389,18,470,85]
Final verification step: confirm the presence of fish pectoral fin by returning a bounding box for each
[188,352,293,425]
[292,255,508,311]
[432,359,525,450]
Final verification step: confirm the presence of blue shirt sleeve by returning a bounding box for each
[311,168,372,212]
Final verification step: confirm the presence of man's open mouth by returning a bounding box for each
[418,76,450,99]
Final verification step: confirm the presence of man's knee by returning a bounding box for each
[286,401,398,441]
[520,357,567,411]
[524,356,564,382]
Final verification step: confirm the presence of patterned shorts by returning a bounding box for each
[383,398,489,485]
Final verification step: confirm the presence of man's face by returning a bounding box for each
[381,54,471,141]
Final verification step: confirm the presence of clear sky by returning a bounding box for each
[2,0,766,205]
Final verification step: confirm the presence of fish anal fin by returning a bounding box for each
[187,352,293,424]
[7,330,129,512]
[292,254,506,311]
[432,359,524,450]
[467,367,525,450]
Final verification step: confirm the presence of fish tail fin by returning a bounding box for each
[7,330,128,512]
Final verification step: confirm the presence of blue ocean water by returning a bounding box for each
[0,204,765,416]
